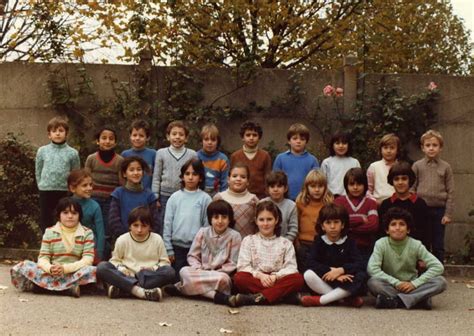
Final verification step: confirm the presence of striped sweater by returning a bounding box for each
[85,152,123,199]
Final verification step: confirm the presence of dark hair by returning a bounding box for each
[180,158,206,190]
[239,120,263,138]
[329,131,352,156]
[55,197,83,223]
[120,156,151,179]
[130,119,151,137]
[316,204,349,236]
[387,161,416,187]
[207,200,235,229]
[47,116,69,134]
[229,162,250,179]
[382,207,413,231]
[95,126,117,141]
[67,169,92,189]
[255,200,282,237]
[265,171,289,198]
[128,206,152,227]
[167,120,189,136]
[343,168,368,195]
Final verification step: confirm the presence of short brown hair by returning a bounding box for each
[167,120,189,136]
[129,119,151,137]
[67,169,92,190]
[47,116,69,134]
[379,133,400,158]
[287,123,310,141]
[420,129,444,147]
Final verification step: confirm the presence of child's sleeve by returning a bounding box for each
[220,233,242,274]
[411,243,444,288]
[367,240,401,287]
[351,198,379,234]
[35,148,44,187]
[274,242,299,279]
[151,151,163,196]
[444,164,455,218]
[37,230,52,273]
[367,163,375,196]
[312,154,320,169]
[163,197,175,256]
[71,150,80,170]
[219,155,230,191]
[93,205,105,261]
[411,162,419,192]
[342,240,365,274]
[264,151,272,175]
[272,153,283,171]
[306,240,331,275]
[108,197,124,239]
[200,194,212,227]
[285,204,298,242]
[62,229,94,274]
[186,229,204,269]
[109,236,125,267]
[236,237,256,275]
[320,159,329,177]
[156,236,171,268]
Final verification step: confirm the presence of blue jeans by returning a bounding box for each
[429,207,446,262]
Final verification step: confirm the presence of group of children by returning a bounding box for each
[10,116,452,310]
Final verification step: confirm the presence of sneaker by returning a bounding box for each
[163,284,182,297]
[230,293,266,307]
[144,287,163,302]
[213,291,230,305]
[69,285,80,298]
[343,296,364,308]
[283,292,302,305]
[416,297,432,310]
[301,295,321,307]
[107,285,120,299]
[375,294,400,309]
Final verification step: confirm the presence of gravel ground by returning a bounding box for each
[0,264,473,336]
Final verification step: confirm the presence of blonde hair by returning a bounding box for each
[379,133,400,158]
[420,129,444,147]
[200,123,220,140]
[296,169,333,205]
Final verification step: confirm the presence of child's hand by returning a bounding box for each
[441,216,451,225]
[322,267,344,282]
[169,255,175,264]
[396,281,415,293]
[362,216,368,224]
[257,273,276,288]
[156,200,161,209]
[336,274,354,283]
[117,266,133,277]
[50,265,64,276]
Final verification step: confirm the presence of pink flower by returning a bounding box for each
[428,82,438,91]
[323,85,335,96]
[335,87,344,97]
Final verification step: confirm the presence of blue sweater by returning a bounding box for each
[197,150,230,195]
[163,189,212,256]
[121,147,156,190]
[73,196,105,260]
[273,150,319,200]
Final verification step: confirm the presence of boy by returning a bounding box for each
[379,161,430,249]
[197,123,230,196]
[273,123,319,200]
[96,206,175,301]
[412,130,454,263]
[36,116,80,232]
[367,207,447,309]
[367,133,400,204]
[121,119,156,191]
[230,120,271,199]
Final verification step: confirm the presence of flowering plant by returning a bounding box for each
[323,84,344,97]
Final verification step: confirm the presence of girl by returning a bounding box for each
[229,200,304,307]
[10,198,96,298]
[295,169,333,272]
[334,168,379,264]
[213,162,259,238]
[302,204,367,307]
[97,206,175,301]
[163,159,212,276]
[109,156,160,239]
[164,200,242,305]
[321,131,360,197]
[261,171,298,241]
[68,169,105,262]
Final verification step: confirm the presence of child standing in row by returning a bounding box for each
[163,159,212,275]
[321,131,360,197]
[214,163,259,238]
[68,169,105,262]
[36,117,80,232]
[11,198,96,297]
[261,171,298,242]
[121,119,156,191]
[197,123,230,196]
[230,120,271,199]
[412,130,454,262]
[295,170,333,272]
[273,123,319,200]
[302,204,367,308]
[367,133,400,204]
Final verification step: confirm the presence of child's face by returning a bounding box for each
[421,137,442,159]
[347,180,364,198]
[70,177,93,199]
[288,134,307,154]
[130,220,151,240]
[308,183,325,201]
[267,183,287,202]
[381,143,397,162]
[228,167,249,193]
[124,161,143,184]
[333,140,348,157]
[48,126,67,143]
[211,214,230,235]
[59,206,80,228]
[322,219,344,242]
[256,209,278,237]
[386,218,410,241]
[167,126,187,149]
[202,134,218,154]
[130,128,148,150]
[183,165,202,191]
[392,175,410,196]
[97,130,117,151]
[242,129,260,149]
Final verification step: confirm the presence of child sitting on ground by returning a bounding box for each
[367,207,447,309]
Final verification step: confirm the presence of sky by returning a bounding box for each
[451,0,474,43]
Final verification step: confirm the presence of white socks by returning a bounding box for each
[304,270,351,305]
[131,286,145,299]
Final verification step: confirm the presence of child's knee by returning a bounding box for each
[303,269,318,283]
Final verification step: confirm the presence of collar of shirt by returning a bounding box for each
[321,235,347,245]
[389,192,418,204]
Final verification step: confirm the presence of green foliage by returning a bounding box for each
[0,133,41,248]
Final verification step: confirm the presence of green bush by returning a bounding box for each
[0,133,41,248]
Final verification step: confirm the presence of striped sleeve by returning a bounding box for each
[37,229,54,273]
